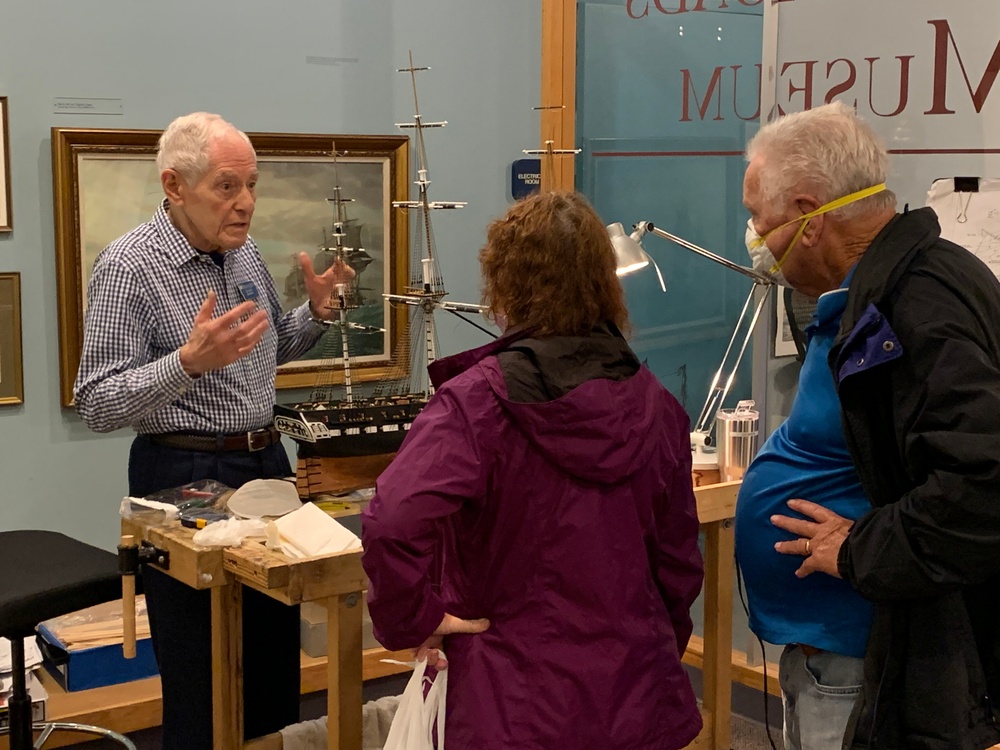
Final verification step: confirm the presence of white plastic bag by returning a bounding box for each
[190,518,266,547]
[381,654,447,750]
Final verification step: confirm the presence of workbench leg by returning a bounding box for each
[326,592,363,750]
[702,520,734,750]
[211,583,244,749]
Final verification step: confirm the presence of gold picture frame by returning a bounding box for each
[0,272,24,405]
[0,97,12,232]
[52,127,410,407]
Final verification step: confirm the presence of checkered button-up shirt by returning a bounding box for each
[74,200,325,435]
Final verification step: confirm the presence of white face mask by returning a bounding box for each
[743,182,889,291]
[745,219,792,288]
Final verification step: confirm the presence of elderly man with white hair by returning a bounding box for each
[75,112,352,749]
[738,101,1000,750]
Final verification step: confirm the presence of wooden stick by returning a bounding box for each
[121,534,137,659]
[57,622,152,638]
[62,635,148,649]
[59,627,152,643]
[54,618,150,636]
[59,625,152,648]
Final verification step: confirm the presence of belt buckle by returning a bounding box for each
[247,430,267,452]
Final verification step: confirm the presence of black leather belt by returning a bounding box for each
[147,427,281,453]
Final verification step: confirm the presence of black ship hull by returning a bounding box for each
[274,396,427,458]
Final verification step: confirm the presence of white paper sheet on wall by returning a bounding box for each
[927,178,1000,281]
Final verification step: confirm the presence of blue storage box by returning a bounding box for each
[35,598,158,692]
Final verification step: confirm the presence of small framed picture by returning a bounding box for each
[0,97,11,232]
[0,272,24,404]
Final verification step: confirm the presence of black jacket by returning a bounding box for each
[830,207,1000,749]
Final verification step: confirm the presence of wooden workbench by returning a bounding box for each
[118,514,369,750]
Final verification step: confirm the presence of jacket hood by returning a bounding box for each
[496,350,667,485]
[431,327,680,485]
[428,327,532,390]
[484,355,671,486]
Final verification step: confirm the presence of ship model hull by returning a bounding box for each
[274,396,427,458]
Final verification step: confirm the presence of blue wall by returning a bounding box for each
[0,1,540,548]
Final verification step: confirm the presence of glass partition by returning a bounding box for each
[578,0,763,427]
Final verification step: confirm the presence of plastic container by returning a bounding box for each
[715,400,759,482]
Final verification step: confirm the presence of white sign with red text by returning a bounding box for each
[765,0,1000,208]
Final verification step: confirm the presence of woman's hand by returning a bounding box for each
[414,613,491,671]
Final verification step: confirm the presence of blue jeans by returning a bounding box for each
[780,644,864,750]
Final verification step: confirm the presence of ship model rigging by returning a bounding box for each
[275,53,487,489]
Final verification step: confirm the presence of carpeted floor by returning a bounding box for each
[87,676,789,749]
[732,712,785,750]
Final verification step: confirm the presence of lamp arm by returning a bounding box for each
[639,222,774,285]
[620,219,774,441]
[692,282,772,441]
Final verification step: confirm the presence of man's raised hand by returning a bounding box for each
[178,290,270,376]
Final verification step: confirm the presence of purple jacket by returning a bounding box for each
[362,330,703,749]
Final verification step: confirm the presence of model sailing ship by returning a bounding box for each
[282,165,375,311]
[275,54,486,473]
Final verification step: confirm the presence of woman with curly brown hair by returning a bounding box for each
[362,190,703,749]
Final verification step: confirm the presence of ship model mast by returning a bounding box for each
[275,53,488,487]
[385,51,486,395]
[313,143,384,406]
[522,104,581,192]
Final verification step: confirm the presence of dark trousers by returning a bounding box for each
[129,435,301,750]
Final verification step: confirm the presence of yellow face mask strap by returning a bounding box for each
[772,219,813,273]
[754,183,887,273]
[798,183,887,223]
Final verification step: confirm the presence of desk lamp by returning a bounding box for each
[608,221,774,461]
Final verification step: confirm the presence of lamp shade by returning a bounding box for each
[607,222,650,276]
[606,217,770,445]
[607,222,665,292]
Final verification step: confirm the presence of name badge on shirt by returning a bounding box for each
[237,280,260,303]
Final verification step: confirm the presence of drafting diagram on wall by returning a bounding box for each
[927,178,1000,279]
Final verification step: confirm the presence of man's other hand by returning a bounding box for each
[178,290,269,376]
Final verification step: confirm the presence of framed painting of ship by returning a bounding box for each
[51,127,410,406]
[0,97,11,232]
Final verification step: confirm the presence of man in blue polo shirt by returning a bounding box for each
[736,279,873,748]
[734,103,898,750]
